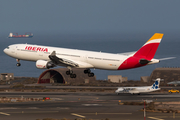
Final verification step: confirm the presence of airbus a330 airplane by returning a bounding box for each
[4,33,163,78]
[115,78,161,95]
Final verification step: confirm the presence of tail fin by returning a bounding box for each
[151,78,161,89]
[133,33,164,60]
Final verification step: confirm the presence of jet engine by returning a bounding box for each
[36,60,55,69]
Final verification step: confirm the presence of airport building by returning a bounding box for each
[0,73,14,81]
[141,76,150,82]
[150,67,180,83]
[38,68,96,84]
[108,75,128,83]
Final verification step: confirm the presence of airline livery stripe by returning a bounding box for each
[144,39,161,45]
[146,33,164,43]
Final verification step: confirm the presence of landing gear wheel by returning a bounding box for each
[84,69,91,74]
[66,70,73,75]
[88,73,91,77]
[88,73,94,77]
[70,74,73,78]
[84,70,87,74]
[70,74,76,78]
[16,63,21,67]
[90,73,94,77]
[73,74,76,78]
[66,71,70,75]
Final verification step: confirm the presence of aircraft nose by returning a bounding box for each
[3,48,9,55]
[3,48,7,54]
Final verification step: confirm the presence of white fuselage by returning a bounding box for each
[115,86,161,94]
[3,33,163,71]
[4,44,130,70]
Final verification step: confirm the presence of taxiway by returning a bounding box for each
[0,92,180,120]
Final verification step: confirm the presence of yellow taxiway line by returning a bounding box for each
[71,113,86,118]
[148,117,164,120]
[8,111,59,114]
[78,113,132,115]
[0,112,10,116]
[71,112,132,118]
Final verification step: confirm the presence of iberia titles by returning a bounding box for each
[25,46,48,52]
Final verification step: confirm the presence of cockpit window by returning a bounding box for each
[7,47,9,49]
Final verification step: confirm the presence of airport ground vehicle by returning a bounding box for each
[168,89,179,93]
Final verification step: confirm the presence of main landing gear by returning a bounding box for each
[16,59,21,67]
[66,68,94,78]
[66,70,76,78]
[84,69,94,77]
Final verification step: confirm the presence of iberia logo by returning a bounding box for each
[25,46,48,52]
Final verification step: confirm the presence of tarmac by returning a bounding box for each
[0,92,180,120]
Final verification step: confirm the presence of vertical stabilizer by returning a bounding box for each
[151,78,161,89]
[133,33,164,60]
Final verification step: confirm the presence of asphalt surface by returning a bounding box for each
[0,92,180,120]
[0,84,179,89]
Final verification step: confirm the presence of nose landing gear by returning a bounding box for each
[16,59,21,67]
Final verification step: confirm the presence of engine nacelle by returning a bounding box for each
[36,60,55,69]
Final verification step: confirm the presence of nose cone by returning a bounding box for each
[3,48,7,54]
[3,48,10,56]
[3,46,16,58]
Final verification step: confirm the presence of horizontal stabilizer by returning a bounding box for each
[159,57,176,61]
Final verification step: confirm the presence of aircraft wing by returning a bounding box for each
[49,51,94,68]
[49,51,79,67]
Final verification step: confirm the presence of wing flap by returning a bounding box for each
[49,51,79,67]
